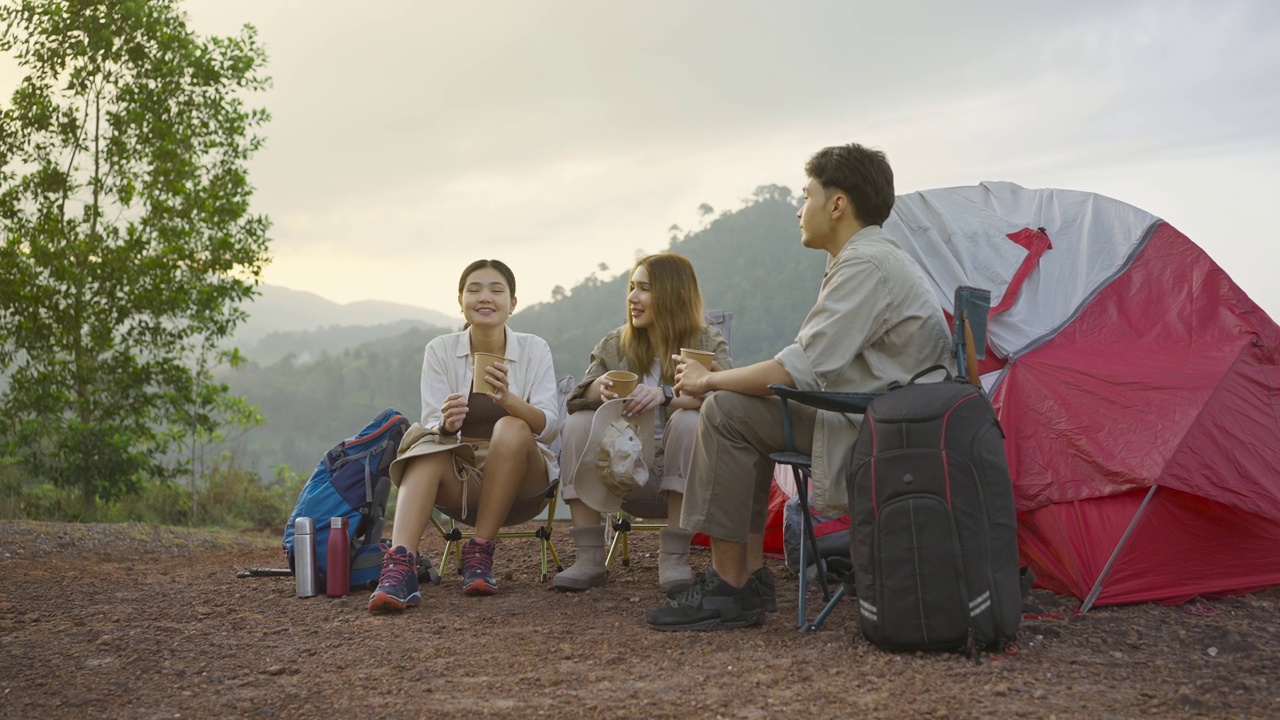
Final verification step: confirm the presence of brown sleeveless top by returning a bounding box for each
[459,392,509,441]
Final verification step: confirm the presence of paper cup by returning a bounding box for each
[605,370,638,398]
[680,348,715,370]
[472,352,506,394]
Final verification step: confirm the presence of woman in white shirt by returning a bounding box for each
[368,259,560,612]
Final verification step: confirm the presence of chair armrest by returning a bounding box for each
[769,384,877,415]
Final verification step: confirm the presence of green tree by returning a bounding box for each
[0,0,271,501]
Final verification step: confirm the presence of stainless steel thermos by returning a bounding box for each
[293,516,318,598]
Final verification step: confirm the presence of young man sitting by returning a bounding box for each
[646,142,953,631]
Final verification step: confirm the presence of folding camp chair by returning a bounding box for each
[605,310,733,568]
[430,375,577,582]
[431,483,564,582]
[769,286,991,632]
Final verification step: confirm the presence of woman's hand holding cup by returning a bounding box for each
[603,370,638,401]
[441,392,468,433]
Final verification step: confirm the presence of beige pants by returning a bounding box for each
[681,391,817,543]
[559,407,700,513]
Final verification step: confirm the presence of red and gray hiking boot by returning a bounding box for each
[367,545,422,613]
[461,538,498,596]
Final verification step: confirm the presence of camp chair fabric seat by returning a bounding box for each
[430,375,578,583]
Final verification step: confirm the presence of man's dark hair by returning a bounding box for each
[804,143,895,227]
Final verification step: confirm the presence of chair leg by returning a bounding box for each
[535,523,564,582]
[431,515,465,577]
[802,585,847,634]
[606,514,631,567]
[795,473,833,602]
[790,464,834,632]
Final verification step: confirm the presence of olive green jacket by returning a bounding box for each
[565,324,732,421]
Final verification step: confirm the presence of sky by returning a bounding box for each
[4,1,1279,320]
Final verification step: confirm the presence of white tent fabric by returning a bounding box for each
[884,181,1158,358]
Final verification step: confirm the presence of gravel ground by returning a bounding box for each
[1,519,1278,719]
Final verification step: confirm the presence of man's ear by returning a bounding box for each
[829,191,848,219]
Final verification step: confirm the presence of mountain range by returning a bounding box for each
[231,285,459,364]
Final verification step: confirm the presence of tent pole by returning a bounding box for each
[1079,484,1159,613]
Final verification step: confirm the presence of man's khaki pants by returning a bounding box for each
[680,391,816,543]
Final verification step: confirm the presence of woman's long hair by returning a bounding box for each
[620,253,704,384]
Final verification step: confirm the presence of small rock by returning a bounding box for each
[1207,647,1219,657]
[262,665,287,676]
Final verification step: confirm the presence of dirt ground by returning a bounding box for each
[1,520,1278,719]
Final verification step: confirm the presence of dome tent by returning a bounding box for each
[884,182,1280,609]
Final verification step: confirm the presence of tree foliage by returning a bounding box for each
[0,0,271,500]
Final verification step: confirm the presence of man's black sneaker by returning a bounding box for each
[753,566,778,613]
[646,567,767,631]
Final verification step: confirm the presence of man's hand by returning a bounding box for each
[673,355,713,397]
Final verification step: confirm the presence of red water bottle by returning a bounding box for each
[325,517,350,597]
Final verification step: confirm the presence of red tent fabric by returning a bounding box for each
[993,221,1280,606]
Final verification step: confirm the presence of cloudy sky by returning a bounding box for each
[6,1,1280,319]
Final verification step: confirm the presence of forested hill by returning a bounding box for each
[513,186,824,380]
[222,188,827,479]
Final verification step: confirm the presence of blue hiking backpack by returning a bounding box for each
[283,408,409,590]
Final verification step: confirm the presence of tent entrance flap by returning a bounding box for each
[1079,484,1159,613]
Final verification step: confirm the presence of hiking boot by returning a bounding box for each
[646,567,767,632]
[367,545,422,613]
[461,538,498,596]
[552,525,608,592]
[753,566,778,613]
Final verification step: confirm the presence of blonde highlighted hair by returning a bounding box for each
[620,253,705,384]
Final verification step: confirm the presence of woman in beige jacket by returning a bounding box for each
[553,253,730,594]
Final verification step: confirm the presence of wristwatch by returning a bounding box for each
[661,384,675,407]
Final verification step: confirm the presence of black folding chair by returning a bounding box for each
[769,286,992,632]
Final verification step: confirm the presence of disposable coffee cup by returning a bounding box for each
[680,348,715,370]
[472,352,506,394]
[605,370,638,398]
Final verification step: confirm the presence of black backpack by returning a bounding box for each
[848,366,1021,654]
